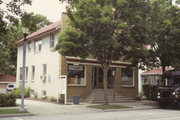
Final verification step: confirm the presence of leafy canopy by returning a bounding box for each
[56,0,148,66]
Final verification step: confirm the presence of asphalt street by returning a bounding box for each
[1,109,180,120]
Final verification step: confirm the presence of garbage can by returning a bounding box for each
[73,96,79,104]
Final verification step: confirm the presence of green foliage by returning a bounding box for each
[0,93,16,107]
[50,96,57,102]
[41,96,47,100]
[129,0,180,71]
[57,0,150,104]
[0,12,51,75]
[21,12,52,33]
[56,0,149,65]
[12,86,31,98]
[143,84,158,101]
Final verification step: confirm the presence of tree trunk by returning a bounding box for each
[162,65,166,74]
[103,64,109,105]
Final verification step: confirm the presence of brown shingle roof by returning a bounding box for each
[15,21,61,45]
[141,68,173,75]
[0,74,16,83]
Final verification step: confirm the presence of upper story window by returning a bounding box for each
[32,66,35,80]
[121,68,134,87]
[26,67,28,80]
[43,64,47,75]
[50,34,55,48]
[27,42,31,52]
[19,67,23,80]
[34,40,42,52]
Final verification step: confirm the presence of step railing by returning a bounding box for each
[107,81,115,101]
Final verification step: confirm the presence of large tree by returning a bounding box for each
[0,12,51,75]
[129,0,180,73]
[56,0,148,104]
[0,0,32,74]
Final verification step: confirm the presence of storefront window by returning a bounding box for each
[121,68,134,86]
[67,64,85,85]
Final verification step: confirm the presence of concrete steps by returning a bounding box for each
[84,89,135,103]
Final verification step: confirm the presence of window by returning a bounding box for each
[34,40,42,52]
[50,34,55,48]
[19,67,23,80]
[43,64,47,75]
[26,67,28,80]
[28,42,31,52]
[32,66,35,80]
[67,64,85,85]
[121,68,134,86]
[42,90,46,97]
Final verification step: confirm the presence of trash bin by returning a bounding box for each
[73,96,79,104]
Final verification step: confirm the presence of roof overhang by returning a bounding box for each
[66,57,132,67]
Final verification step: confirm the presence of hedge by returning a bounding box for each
[143,84,158,101]
[0,93,16,107]
[12,86,31,98]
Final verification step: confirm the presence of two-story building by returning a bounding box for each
[15,13,139,103]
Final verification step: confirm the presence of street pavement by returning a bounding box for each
[1,109,180,120]
[13,99,157,115]
[1,99,179,120]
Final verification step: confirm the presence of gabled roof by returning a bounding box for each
[0,74,16,83]
[141,68,173,75]
[15,21,61,45]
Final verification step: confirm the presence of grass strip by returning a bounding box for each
[87,104,132,110]
[0,109,28,114]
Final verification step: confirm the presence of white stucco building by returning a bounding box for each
[16,21,61,99]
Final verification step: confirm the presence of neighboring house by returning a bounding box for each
[15,13,139,103]
[141,68,173,86]
[0,74,16,93]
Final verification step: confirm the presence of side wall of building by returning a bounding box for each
[16,31,60,99]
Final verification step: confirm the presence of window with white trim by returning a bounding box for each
[43,64,47,75]
[34,40,42,52]
[25,67,28,80]
[121,68,134,86]
[32,66,35,80]
[67,64,85,85]
[19,67,23,80]
[50,34,55,48]
[28,42,31,52]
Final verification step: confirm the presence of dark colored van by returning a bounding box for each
[157,68,180,108]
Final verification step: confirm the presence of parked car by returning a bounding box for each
[6,83,16,93]
[157,68,180,108]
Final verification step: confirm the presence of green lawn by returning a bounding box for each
[143,102,158,106]
[0,109,28,114]
[87,104,132,110]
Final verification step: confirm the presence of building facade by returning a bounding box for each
[16,14,139,102]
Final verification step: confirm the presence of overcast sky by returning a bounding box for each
[24,0,66,22]
[24,0,178,22]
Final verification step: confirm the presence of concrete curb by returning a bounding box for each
[0,113,34,118]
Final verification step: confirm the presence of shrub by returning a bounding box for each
[12,86,31,98]
[41,96,47,100]
[50,96,57,102]
[0,93,16,107]
[135,96,141,101]
[143,84,158,101]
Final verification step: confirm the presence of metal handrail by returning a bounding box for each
[107,81,115,101]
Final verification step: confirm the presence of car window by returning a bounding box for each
[8,85,14,88]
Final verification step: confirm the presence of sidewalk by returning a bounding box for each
[0,99,158,117]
